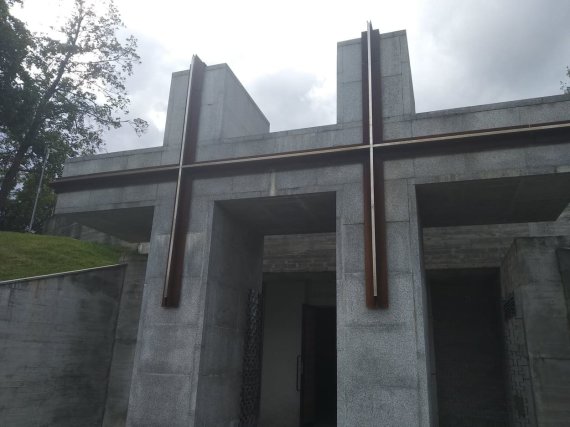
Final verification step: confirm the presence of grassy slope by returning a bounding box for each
[0,231,124,281]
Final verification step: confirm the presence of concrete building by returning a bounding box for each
[2,26,570,426]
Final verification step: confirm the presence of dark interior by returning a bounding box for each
[301,305,337,426]
[428,269,509,426]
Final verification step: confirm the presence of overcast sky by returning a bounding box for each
[13,0,570,153]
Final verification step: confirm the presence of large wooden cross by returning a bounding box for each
[53,23,570,309]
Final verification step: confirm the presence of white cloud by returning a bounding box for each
[12,0,570,152]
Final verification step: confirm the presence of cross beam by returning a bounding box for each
[52,120,570,193]
[51,26,570,309]
[162,55,206,307]
[362,23,388,308]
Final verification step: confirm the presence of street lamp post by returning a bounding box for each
[27,148,50,233]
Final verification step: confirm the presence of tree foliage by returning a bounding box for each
[0,0,147,230]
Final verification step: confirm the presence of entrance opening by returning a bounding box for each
[259,272,336,427]
[195,193,337,426]
[427,269,508,426]
[417,174,570,426]
[301,304,336,426]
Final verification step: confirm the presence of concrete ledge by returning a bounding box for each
[415,93,570,119]
[0,263,126,286]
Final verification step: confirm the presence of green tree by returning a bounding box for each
[0,0,147,230]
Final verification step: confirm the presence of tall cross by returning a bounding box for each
[162,55,206,307]
[52,24,570,309]
[161,23,387,308]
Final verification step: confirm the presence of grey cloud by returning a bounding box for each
[102,2,570,152]
[248,70,335,132]
[101,33,183,152]
[413,0,570,112]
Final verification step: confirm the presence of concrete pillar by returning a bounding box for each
[194,204,264,425]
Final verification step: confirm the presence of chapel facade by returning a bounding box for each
[2,26,570,427]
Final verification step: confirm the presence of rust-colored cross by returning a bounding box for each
[161,23,388,308]
[53,24,570,309]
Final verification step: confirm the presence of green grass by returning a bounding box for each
[0,231,125,281]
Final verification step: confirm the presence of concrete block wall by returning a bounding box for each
[0,265,125,427]
[260,203,570,274]
[263,232,336,272]
[260,209,570,274]
[501,237,570,426]
[423,207,570,270]
[503,316,535,426]
[501,251,537,427]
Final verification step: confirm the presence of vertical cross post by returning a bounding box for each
[362,23,389,309]
[162,55,206,307]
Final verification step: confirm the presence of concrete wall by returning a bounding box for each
[261,207,570,273]
[501,236,570,426]
[0,265,125,427]
[263,232,336,273]
[337,31,415,125]
[125,158,432,426]
[45,215,139,249]
[103,255,147,427]
[423,211,570,270]
[52,28,570,427]
[197,64,269,145]
[558,248,570,326]
[195,204,264,426]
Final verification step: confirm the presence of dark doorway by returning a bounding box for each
[259,273,336,426]
[428,269,509,426]
[301,305,336,427]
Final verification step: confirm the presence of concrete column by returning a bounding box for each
[501,237,570,426]
[194,204,264,425]
[336,160,431,426]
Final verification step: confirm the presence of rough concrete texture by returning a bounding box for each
[195,204,264,426]
[122,160,432,426]
[262,205,570,273]
[337,31,414,126]
[422,205,570,269]
[501,236,570,426]
[103,255,147,427]
[45,214,139,250]
[0,265,125,427]
[263,232,336,272]
[50,28,570,427]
